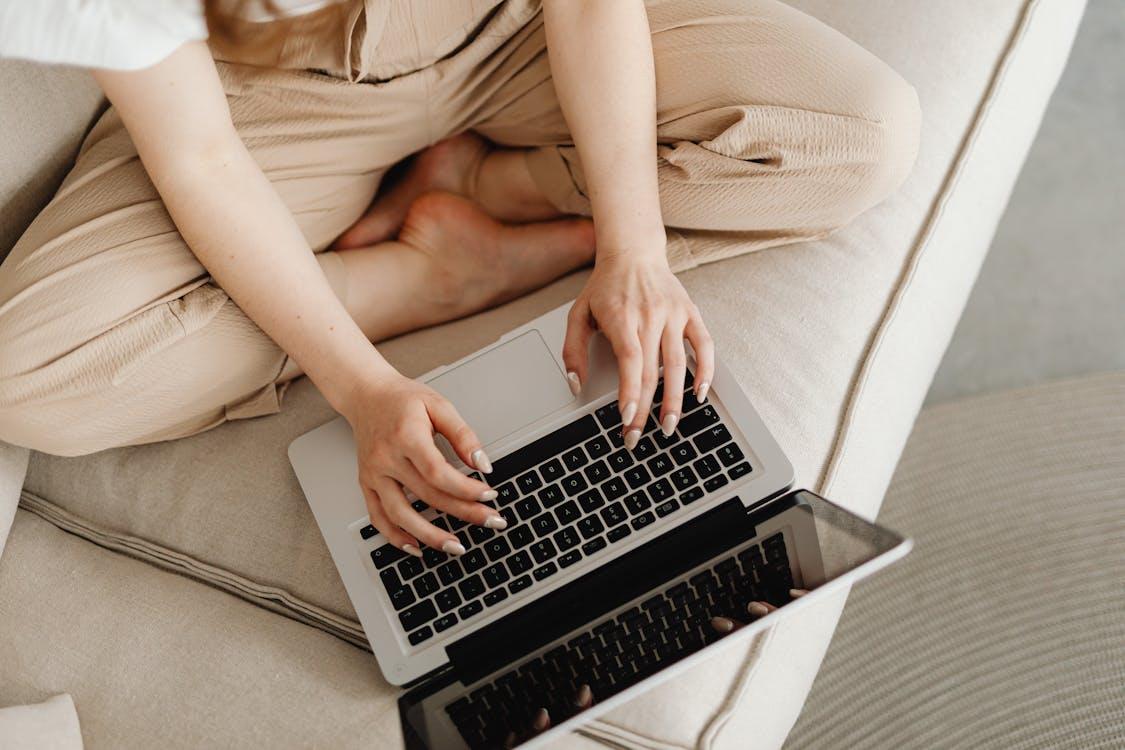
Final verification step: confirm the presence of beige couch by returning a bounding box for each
[0,1,1085,747]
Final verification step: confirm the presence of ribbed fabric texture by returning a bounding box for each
[785,372,1125,749]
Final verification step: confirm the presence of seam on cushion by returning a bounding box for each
[695,629,775,748]
[703,0,1044,747]
[578,719,690,750]
[17,489,368,648]
[817,0,1042,499]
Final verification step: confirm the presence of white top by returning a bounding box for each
[0,0,332,71]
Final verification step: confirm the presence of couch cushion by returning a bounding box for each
[18,0,1086,746]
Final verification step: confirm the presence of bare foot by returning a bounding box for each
[338,192,596,341]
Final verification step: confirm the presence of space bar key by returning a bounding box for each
[489,415,599,483]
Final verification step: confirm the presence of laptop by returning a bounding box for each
[289,302,911,749]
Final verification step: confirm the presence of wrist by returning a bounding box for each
[320,354,401,420]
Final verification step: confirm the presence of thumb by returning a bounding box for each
[426,394,488,473]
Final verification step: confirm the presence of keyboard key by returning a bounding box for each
[538,484,565,507]
[595,402,621,430]
[602,476,628,501]
[607,448,634,473]
[577,487,605,513]
[437,561,464,586]
[681,486,705,505]
[631,512,656,531]
[584,459,611,484]
[729,461,752,479]
[461,548,487,573]
[360,524,377,540]
[435,588,462,613]
[655,499,679,517]
[694,454,721,479]
[633,436,658,459]
[582,537,608,556]
[577,515,605,539]
[679,405,719,437]
[468,525,495,544]
[483,562,510,588]
[509,575,532,593]
[646,453,675,477]
[515,497,541,521]
[484,589,509,607]
[447,515,467,531]
[694,424,733,453]
[411,499,427,513]
[459,600,484,619]
[400,599,438,630]
[398,556,424,580]
[459,574,485,600]
[624,490,651,515]
[607,525,632,543]
[499,506,518,529]
[654,429,679,449]
[600,501,628,527]
[379,566,401,591]
[414,572,440,598]
[647,478,674,503]
[559,549,583,568]
[497,482,519,505]
[533,562,559,581]
[507,551,532,575]
[585,436,612,459]
[434,614,458,632]
[509,524,534,549]
[623,465,652,489]
[561,472,588,496]
[530,539,557,563]
[764,533,786,561]
[517,470,543,494]
[389,585,416,611]
[539,458,565,483]
[553,525,581,551]
[555,500,581,525]
[484,537,511,561]
[670,442,698,465]
[704,474,729,493]
[671,466,698,490]
[531,512,559,537]
[408,626,433,645]
[370,544,405,569]
[562,446,588,471]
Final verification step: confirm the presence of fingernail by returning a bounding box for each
[471,448,492,474]
[442,540,466,556]
[747,601,769,617]
[402,544,423,558]
[697,381,710,403]
[532,707,550,732]
[620,401,637,426]
[790,588,809,598]
[484,515,507,530]
[575,684,593,708]
[566,371,581,396]
[711,616,735,633]
[660,413,679,437]
[479,489,498,502]
[624,429,641,450]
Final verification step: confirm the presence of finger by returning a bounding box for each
[790,588,809,599]
[685,312,715,403]
[575,684,594,709]
[375,477,465,554]
[397,460,506,529]
[362,486,420,556]
[627,320,662,445]
[408,427,498,503]
[711,615,742,634]
[561,301,595,396]
[426,395,493,476]
[606,327,644,447]
[531,708,551,733]
[747,600,778,618]
[658,322,688,435]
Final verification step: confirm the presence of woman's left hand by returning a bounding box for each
[563,247,714,449]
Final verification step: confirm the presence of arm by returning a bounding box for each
[542,0,715,445]
[94,43,499,553]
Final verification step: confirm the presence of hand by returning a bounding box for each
[340,371,504,557]
[563,249,714,448]
[710,589,810,635]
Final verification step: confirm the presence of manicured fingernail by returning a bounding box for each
[479,489,498,502]
[484,515,507,530]
[402,544,423,558]
[748,601,769,617]
[566,371,581,396]
[442,540,466,556]
[624,429,641,450]
[620,401,637,426]
[697,382,710,403]
[661,413,678,437]
[711,616,735,633]
[471,448,492,474]
[532,707,550,731]
[790,588,809,598]
[575,684,593,708]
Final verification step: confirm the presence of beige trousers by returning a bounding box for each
[0,0,919,456]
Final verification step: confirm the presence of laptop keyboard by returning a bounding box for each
[444,532,794,748]
[360,373,757,647]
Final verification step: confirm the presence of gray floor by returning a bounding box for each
[926,0,1125,404]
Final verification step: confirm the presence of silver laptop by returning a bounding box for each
[289,302,911,748]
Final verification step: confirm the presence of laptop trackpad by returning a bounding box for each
[425,330,574,450]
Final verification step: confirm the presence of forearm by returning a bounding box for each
[542,0,665,257]
[153,137,393,413]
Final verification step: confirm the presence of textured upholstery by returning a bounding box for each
[1,0,1086,747]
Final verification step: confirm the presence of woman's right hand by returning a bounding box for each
[340,371,506,557]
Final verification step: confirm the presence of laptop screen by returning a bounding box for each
[399,490,907,749]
